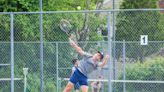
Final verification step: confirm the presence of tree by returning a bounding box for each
[0,0,39,12]
[120,0,157,9]
[0,0,105,42]
[116,0,160,41]
[115,0,163,62]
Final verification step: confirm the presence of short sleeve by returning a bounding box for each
[83,52,92,58]
[72,67,76,73]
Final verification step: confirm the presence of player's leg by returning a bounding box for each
[79,75,88,92]
[63,70,79,92]
[74,83,80,92]
[81,85,88,92]
[63,81,74,92]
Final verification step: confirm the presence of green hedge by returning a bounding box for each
[116,57,164,92]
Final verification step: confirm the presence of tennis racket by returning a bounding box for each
[59,19,79,44]
[59,19,72,37]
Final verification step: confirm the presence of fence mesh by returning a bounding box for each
[113,82,164,92]
[115,11,164,41]
[0,15,10,41]
[0,10,164,92]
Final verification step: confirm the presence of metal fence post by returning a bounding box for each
[123,40,126,92]
[56,42,59,92]
[108,12,112,92]
[10,13,14,92]
[112,0,116,91]
[23,68,28,92]
[39,0,44,92]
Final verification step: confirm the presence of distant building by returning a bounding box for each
[103,0,123,9]
[103,0,112,8]
[159,0,164,13]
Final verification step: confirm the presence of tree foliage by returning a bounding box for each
[120,0,157,9]
[115,0,164,62]
[116,0,161,41]
[116,57,164,92]
[0,0,39,12]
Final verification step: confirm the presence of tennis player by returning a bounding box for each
[63,38,109,92]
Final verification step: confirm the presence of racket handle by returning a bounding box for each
[68,34,73,38]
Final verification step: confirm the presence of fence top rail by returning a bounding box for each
[0,8,164,14]
[0,64,10,66]
[0,78,22,81]
[0,41,164,43]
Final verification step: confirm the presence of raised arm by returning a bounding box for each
[99,55,109,68]
[69,38,85,55]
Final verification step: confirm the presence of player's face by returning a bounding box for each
[75,60,79,66]
[93,53,102,61]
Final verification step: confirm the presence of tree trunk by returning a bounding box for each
[78,0,90,41]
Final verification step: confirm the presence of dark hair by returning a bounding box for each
[72,59,78,65]
[97,51,104,60]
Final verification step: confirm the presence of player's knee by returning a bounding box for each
[63,87,71,92]
[63,89,70,92]
[81,85,88,92]
[63,82,74,92]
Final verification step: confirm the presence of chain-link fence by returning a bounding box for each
[0,10,164,92]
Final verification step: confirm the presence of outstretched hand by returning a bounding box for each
[99,54,109,67]
[69,37,76,47]
[104,55,109,59]
[68,36,84,55]
[69,34,74,39]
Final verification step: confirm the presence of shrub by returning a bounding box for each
[116,57,164,92]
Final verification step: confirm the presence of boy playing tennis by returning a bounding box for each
[63,38,109,92]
